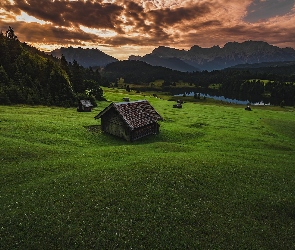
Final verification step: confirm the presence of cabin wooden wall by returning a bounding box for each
[101,109,131,141]
[130,123,159,141]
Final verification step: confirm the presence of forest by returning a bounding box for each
[0,27,105,106]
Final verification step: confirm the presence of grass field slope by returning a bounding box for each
[1,88,295,249]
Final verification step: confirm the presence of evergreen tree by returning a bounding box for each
[0,65,9,87]
[5,26,17,40]
[69,60,84,93]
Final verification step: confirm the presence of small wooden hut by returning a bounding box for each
[94,100,163,141]
[77,100,93,112]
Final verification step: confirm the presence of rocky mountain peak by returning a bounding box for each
[147,41,295,71]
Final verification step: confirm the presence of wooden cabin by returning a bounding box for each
[94,100,163,141]
[77,100,93,112]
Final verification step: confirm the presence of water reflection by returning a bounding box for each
[175,92,270,105]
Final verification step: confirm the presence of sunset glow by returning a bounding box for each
[1,0,295,59]
[79,26,117,38]
[16,11,49,25]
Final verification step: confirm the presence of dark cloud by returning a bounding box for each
[181,20,222,32]
[221,24,289,40]
[148,3,212,26]
[5,0,213,32]
[8,0,124,30]
[1,20,100,45]
[120,1,147,33]
[118,2,214,44]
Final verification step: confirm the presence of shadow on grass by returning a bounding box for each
[83,124,205,146]
[83,125,102,133]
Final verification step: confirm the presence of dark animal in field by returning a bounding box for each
[123,97,130,102]
[245,106,252,111]
[173,103,182,108]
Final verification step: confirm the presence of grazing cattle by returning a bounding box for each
[173,103,182,108]
[123,97,130,102]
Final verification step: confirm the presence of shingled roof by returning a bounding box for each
[80,100,93,107]
[94,100,163,130]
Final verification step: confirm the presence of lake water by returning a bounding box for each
[175,92,270,105]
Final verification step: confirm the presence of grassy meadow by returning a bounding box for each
[1,88,295,249]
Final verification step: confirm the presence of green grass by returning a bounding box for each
[1,88,295,249]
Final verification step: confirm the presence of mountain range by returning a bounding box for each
[50,41,295,72]
[130,41,295,71]
[50,46,118,68]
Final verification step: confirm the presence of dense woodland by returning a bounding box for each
[0,27,105,106]
[0,26,295,106]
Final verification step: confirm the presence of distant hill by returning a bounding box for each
[51,47,118,68]
[129,54,198,72]
[227,60,295,69]
[102,60,186,83]
[134,41,295,71]
[102,57,295,85]
[224,61,295,76]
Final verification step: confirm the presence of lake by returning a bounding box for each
[175,92,270,105]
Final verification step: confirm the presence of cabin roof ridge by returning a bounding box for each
[94,99,162,128]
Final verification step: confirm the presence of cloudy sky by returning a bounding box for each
[1,0,295,59]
